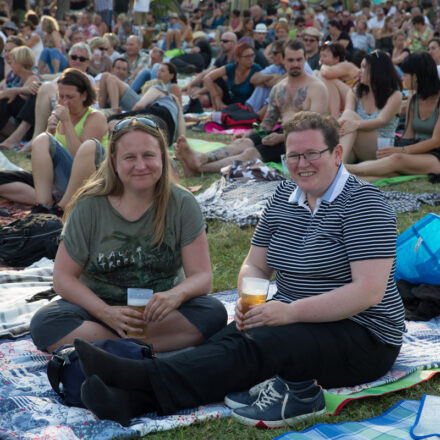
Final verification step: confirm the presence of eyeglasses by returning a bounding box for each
[303,38,318,43]
[113,116,158,133]
[240,54,255,58]
[286,147,329,163]
[99,47,108,51]
[70,54,89,62]
[270,50,281,55]
[220,39,233,43]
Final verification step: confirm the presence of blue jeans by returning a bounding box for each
[48,134,106,194]
[130,63,160,93]
[39,48,68,74]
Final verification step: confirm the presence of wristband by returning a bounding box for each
[402,146,406,153]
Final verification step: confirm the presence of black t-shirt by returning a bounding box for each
[325,31,354,60]
[196,39,212,69]
[214,53,234,67]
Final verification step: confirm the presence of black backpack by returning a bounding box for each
[47,338,155,407]
[0,214,63,267]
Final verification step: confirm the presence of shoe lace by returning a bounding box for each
[253,381,285,411]
[248,377,276,396]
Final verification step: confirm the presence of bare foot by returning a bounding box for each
[0,139,19,150]
[174,136,204,177]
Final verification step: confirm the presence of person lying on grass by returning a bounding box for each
[72,111,405,429]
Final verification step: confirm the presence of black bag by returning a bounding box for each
[394,137,419,147]
[47,338,155,407]
[0,214,63,267]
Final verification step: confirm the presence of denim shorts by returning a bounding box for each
[48,134,106,194]
[119,86,141,111]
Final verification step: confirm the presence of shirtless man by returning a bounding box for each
[175,39,329,175]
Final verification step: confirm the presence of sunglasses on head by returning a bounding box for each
[70,54,89,62]
[113,116,158,133]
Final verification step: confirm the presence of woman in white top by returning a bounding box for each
[20,20,43,66]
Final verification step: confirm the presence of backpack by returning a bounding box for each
[0,214,63,267]
[47,338,155,407]
[220,103,260,128]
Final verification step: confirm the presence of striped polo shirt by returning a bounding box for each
[252,165,405,346]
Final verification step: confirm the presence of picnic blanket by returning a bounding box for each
[1,268,440,438]
[196,178,440,227]
[275,399,427,440]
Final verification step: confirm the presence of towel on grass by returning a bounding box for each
[411,394,440,438]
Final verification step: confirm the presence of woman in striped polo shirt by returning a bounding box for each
[73,111,405,428]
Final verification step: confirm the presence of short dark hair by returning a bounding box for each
[401,52,440,99]
[112,57,128,68]
[57,68,96,107]
[285,39,306,57]
[328,19,342,30]
[320,41,345,61]
[412,15,425,25]
[283,111,340,152]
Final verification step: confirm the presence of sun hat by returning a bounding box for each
[254,23,268,33]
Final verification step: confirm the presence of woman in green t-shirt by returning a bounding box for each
[30,116,227,353]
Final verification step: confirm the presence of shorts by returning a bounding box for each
[48,134,106,194]
[119,86,141,111]
[248,129,285,163]
[30,295,228,351]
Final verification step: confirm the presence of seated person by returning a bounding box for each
[339,50,402,164]
[176,39,327,175]
[72,112,405,428]
[130,47,164,94]
[29,116,227,353]
[99,62,181,112]
[316,42,359,119]
[170,32,212,74]
[346,52,440,179]
[204,42,261,111]
[0,68,108,215]
[87,36,112,77]
[38,16,68,75]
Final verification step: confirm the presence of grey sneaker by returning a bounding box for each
[231,376,326,428]
[225,376,320,410]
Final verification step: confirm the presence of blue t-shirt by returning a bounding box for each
[224,62,262,104]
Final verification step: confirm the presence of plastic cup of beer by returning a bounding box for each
[126,288,153,338]
[241,277,270,315]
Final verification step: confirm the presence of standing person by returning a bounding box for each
[94,0,113,29]
[339,50,402,163]
[175,40,328,174]
[73,111,404,429]
[133,0,151,26]
[346,52,440,179]
[29,116,227,353]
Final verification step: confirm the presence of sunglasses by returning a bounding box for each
[113,116,158,133]
[99,47,108,51]
[220,39,233,43]
[70,54,89,62]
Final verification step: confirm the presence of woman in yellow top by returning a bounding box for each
[0,68,107,216]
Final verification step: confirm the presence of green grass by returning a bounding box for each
[4,134,440,440]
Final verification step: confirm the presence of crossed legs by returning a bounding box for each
[174,135,261,176]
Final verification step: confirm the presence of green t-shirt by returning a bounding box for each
[62,184,205,306]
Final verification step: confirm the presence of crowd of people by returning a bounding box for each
[0,0,437,430]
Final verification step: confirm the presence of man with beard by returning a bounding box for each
[175,39,328,175]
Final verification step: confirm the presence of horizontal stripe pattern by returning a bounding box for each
[252,177,405,346]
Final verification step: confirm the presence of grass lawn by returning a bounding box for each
[3,129,440,439]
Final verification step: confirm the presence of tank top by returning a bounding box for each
[356,99,399,139]
[412,95,440,140]
[151,83,179,143]
[55,108,108,150]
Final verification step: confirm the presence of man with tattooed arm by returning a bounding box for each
[175,39,329,175]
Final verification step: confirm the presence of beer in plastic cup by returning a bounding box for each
[241,277,270,314]
[126,288,153,337]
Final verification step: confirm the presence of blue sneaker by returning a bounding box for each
[225,376,319,410]
[231,376,326,429]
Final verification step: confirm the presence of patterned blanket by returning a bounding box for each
[196,178,440,227]
[1,266,440,439]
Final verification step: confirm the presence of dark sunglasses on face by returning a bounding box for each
[99,47,108,51]
[70,54,89,62]
[220,39,233,43]
[113,116,158,133]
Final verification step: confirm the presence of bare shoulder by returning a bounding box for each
[307,75,328,95]
[88,109,107,124]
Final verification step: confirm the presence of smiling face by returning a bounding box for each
[112,130,163,195]
[319,46,338,66]
[286,129,342,204]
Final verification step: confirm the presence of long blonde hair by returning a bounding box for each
[65,117,171,247]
